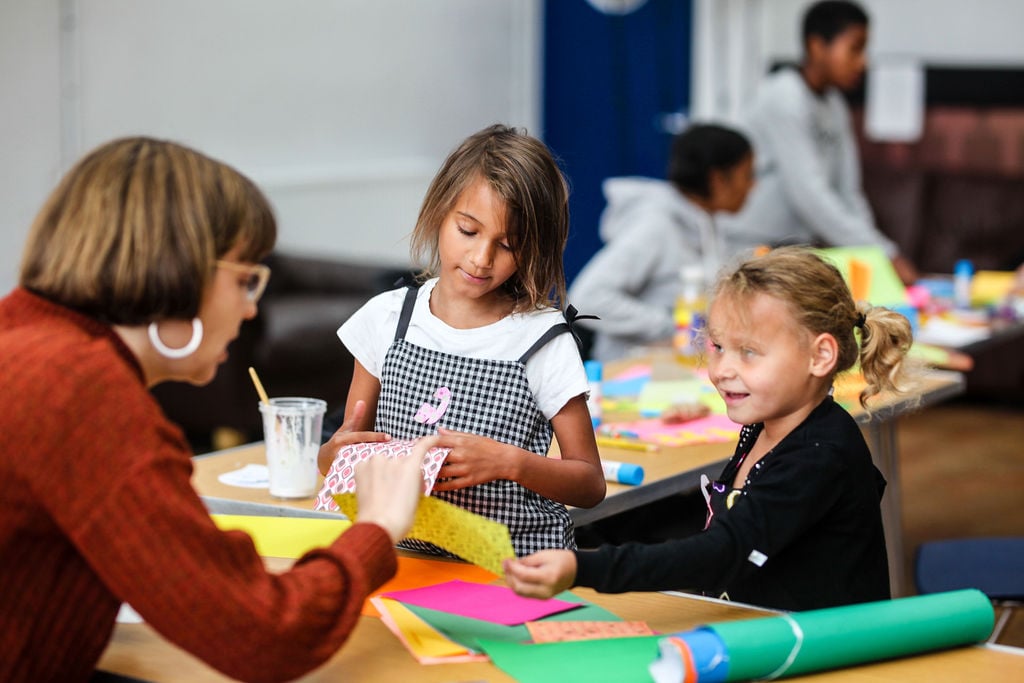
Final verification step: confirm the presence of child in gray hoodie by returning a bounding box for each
[569,123,753,362]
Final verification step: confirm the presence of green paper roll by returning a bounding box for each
[709,589,994,680]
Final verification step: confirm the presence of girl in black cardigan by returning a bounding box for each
[505,247,916,610]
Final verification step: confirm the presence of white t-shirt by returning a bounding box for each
[339,278,588,420]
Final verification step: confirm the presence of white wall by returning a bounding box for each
[693,0,1024,121]
[0,1,63,293]
[0,0,540,292]
[762,0,1024,65]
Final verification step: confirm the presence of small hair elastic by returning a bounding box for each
[855,313,867,329]
[148,318,203,359]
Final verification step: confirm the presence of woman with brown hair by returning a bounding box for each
[0,136,428,682]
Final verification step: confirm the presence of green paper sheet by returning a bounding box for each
[709,589,993,681]
[817,245,909,307]
[638,379,726,416]
[480,635,664,683]
[403,591,620,652]
[908,342,954,367]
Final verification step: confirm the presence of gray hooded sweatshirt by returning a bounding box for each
[569,177,723,363]
[718,68,897,256]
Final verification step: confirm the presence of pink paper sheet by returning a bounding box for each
[382,580,583,626]
[610,363,652,381]
[599,414,740,447]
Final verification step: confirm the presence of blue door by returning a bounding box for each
[543,0,693,284]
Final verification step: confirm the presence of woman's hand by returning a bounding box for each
[431,427,512,491]
[317,399,390,474]
[354,435,436,543]
[503,550,578,599]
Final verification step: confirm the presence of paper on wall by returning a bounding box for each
[866,59,925,142]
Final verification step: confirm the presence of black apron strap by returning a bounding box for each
[517,304,599,364]
[394,285,420,342]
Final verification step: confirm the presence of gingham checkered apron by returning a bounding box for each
[378,286,576,557]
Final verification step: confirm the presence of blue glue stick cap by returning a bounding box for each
[616,463,644,486]
[602,460,644,485]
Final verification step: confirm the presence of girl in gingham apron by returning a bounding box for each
[380,285,578,556]
[317,125,606,558]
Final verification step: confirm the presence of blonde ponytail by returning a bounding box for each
[855,302,915,407]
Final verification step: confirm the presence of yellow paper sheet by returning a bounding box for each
[374,597,472,659]
[971,270,1015,306]
[334,493,515,576]
[210,514,351,559]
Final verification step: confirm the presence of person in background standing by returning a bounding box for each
[719,0,920,286]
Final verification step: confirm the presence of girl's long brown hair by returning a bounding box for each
[410,124,570,312]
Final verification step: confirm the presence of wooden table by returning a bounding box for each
[97,557,1024,682]
[191,363,964,597]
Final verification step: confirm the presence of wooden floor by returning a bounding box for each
[897,397,1024,647]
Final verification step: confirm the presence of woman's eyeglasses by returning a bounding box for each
[216,260,271,302]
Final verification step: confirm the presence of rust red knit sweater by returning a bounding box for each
[0,288,396,682]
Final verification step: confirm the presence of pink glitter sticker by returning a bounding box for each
[414,386,452,425]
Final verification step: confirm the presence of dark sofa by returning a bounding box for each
[151,251,409,449]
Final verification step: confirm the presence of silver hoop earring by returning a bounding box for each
[147,318,203,359]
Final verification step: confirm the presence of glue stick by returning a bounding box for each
[953,259,974,309]
[602,460,644,485]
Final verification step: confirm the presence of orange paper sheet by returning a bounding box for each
[848,258,872,302]
[363,555,496,617]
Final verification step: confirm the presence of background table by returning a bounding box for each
[192,366,964,597]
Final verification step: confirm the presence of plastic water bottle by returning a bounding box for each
[674,265,706,366]
[584,360,602,428]
[953,259,973,309]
